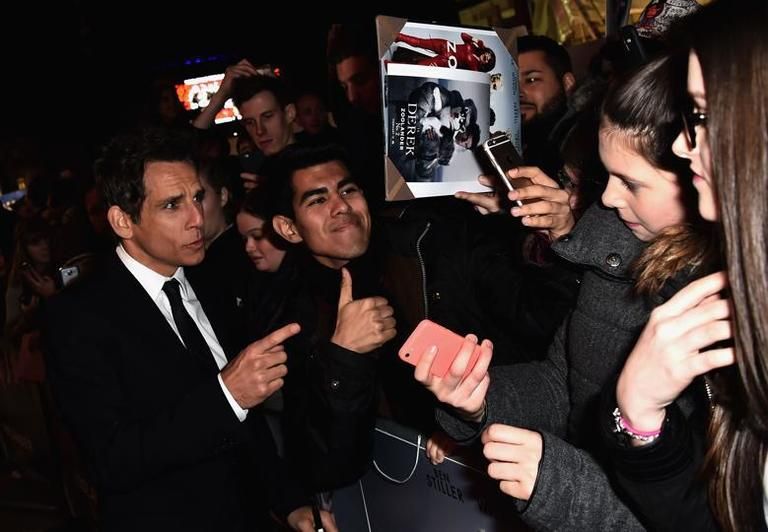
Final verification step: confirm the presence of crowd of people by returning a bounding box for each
[1,1,766,530]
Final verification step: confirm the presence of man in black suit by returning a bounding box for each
[44,128,336,532]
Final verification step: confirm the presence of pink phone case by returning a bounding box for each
[399,319,482,378]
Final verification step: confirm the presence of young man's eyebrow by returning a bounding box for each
[337,177,357,189]
[299,186,329,205]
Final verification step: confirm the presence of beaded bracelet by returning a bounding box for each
[612,407,662,443]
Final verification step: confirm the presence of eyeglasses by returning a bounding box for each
[681,104,708,149]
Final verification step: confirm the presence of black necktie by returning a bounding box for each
[162,279,218,374]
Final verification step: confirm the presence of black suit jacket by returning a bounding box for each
[44,254,305,531]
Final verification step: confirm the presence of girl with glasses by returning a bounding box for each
[606,1,768,529]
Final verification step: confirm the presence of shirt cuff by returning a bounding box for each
[218,373,248,422]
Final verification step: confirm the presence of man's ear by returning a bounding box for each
[272,215,303,244]
[220,187,230,209]
[563,72,576,95]
[284,103,297,125]
[107,205,134,240]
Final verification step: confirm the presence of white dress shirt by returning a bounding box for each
[116,245,247,421]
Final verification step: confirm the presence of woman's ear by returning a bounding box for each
[107,205,133,240]
[272,215,303,244]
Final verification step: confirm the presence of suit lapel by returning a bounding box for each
[188,273,245,362]
[106,260,191,358]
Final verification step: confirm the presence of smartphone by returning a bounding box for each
[399,319,482,378]
[239,151,264,174]
[58,265,80,288]
[482,132,533,206]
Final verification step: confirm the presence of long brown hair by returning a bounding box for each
[632,223,717,295]
[600,52,711,294]
[685,1,768,529]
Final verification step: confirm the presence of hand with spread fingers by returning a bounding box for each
[482,424,543,501]
[413,334,493,422]
[506,166,575,240]
[616,272,735,441]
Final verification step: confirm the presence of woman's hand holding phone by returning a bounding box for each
[412,333,493,423]
[507,166,576,240]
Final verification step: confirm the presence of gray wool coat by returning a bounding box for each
[438,203,652,531]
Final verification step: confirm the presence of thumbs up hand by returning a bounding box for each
[331,268,397,354]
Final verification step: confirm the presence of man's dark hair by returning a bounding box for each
[326,23,377,67]
[232,74,295,110]
[261,143,355,221]
[518,35,573,79]
[199,157,242,223]
[95,127,197,223]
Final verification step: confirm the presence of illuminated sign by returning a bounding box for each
[175,74,240,124]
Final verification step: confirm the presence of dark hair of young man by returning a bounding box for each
[231,74,295,110]
[518,35,574,80]
[261,143,355,221]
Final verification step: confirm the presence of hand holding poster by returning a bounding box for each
[377,17,527,200]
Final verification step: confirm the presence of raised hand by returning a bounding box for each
[221,322,300,409]
[331,268,396,354]
[617,272,735,436]
[413,334,492,422]
[506,166,575,239]
[192,59,261,130]
[482,424,543,501]
[218,59,261,99]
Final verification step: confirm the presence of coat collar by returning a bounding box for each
[552,203,647,280]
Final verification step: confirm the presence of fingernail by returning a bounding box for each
[511,207,521,216]
[428,345,438,356]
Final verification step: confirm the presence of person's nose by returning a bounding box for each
[330,193,352,216]
[601,176,626,209]
[346,84,360,106]
[189,200,204,230]
[254,118,266,136]
[671,129,694,160]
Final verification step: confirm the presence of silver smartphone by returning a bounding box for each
[58,265,80,288]
[481,132,532,206]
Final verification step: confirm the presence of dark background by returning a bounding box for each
[1,2,459,144]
